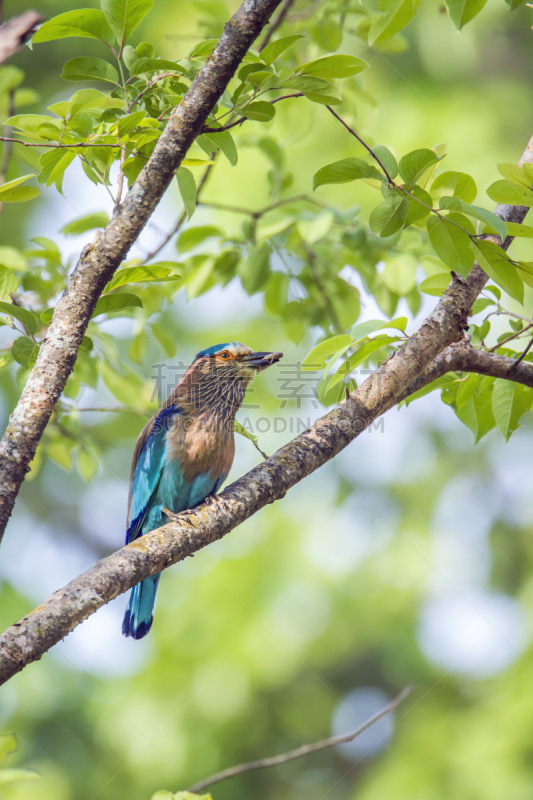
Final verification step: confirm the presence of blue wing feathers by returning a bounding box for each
[123,403,232,639]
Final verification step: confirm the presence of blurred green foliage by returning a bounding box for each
[1,0,533,798]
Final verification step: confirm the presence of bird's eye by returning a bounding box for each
[219,351,231,360]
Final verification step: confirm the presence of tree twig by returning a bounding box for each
[259,0,297,50]
[326,105,395,185]
[202,93,304,132]
[187,686,412,793]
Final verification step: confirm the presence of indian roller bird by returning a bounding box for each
[122,342,283,639]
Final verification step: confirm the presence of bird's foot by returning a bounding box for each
[162,506,180,522]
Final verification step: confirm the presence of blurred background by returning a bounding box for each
[1,0,533,798]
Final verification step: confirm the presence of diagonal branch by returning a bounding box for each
[187,686,412,793]
[0,0,285,543]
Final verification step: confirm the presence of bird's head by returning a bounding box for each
[177,342,283,417]
[193,342,283,378]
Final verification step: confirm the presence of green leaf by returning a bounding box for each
[32,9,113,44]
[0,769,39,786]
[38,150,76,194]
[438,196,507,240]
[496,162,532,188]
[0,186,39,203]
[176,167,196,220]
[78,449,99,482]
[487,179,533,207]
[373,146,398,180]
[184,257,214,299]
[431,170,477,203]
[313,158,382,190]
[186,40,218,59]
[177,226,223,252]
[471,240,524,303]
[61,57,119,85]
[100,360,144,405]
[399,149,440,187]
[505,221,533,238]
[492,379,533,441]
[419,273,450,295]
[117,110,146,137]
[28,237,62,263]
[92,292,142,316]
[11,336,39,368]
[351,317,407,340]
[240,101,275,122]
[0,266,17,301]
[301,91,341,106]
[106,265,178,290]
[129,57,188,76]
[0,300,37,333]
[0,174,35,194]
[296,54,368,79]
[426,214,474,277]
[238,245,271,294]
[381,254,417,295]
[302,334,352,370]
[101,0,153,44]
[197,130,238,166]
[105,264,181,290]
[405,185,432,225]
[369,0,416,46]
[0,735,17,768]
[260,34,303,65]
[61,212,110,236]
[446,0,488,28]
[369,195,409,237]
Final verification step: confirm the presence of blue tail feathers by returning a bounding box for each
[122,573,161,639]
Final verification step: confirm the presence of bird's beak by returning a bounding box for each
[241,351,283,370]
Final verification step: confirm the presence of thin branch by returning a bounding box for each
[128,72,176,113]
[67,406,149,416]
[488,322,533,352]
[513,335,533,366]
[199,193,328,218]
[188,686,412,793]
[259,0,297,49]
[0,137,123,149]
[202,93,304,133]
[326,105,395,185]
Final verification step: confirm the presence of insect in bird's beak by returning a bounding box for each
[241,351,283,370]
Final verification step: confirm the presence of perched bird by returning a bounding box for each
[122,342,283,639]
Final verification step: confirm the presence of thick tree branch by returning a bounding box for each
[0,0,284,542]
[187,686,412,793]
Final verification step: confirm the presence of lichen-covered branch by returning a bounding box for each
[0,0,284,541]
